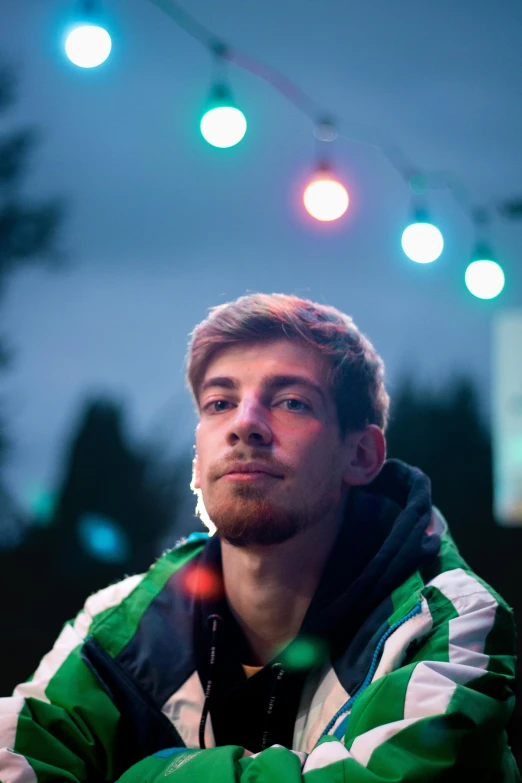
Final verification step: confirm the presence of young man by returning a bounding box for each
[1,293,519,782]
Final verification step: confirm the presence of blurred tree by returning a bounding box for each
[49,396,181,584]
[387,374,522,767]
[0,394,190,692]
[0,63,65,280]
[387,376,492,544]
[0,59,66,547]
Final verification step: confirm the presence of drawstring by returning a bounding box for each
[260,662,286,750]
[199,613,221,749]
[199,616,287,752]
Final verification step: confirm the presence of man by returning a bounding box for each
[1,293,519,782]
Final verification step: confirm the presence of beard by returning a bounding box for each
[198,480,338,548]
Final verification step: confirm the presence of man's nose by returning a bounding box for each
[226,399,273,446]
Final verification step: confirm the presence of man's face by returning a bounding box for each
[193,339,355,547]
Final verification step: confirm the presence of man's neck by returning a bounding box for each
[220,513,344,667]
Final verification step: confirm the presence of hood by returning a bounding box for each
[301,458,440,647]
[194,458,441,751]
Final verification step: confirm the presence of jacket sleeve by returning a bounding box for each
[0,575,144,783]
[114,582,520,783]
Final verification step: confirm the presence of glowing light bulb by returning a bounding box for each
[200,106,247,148]
[401,222,443,264]
[465,259,505,299]
[303,177,349,222]
[65,24,112,68]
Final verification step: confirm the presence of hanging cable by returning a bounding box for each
[145,0,522,230]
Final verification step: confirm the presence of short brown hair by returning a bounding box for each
[185,293,389,437]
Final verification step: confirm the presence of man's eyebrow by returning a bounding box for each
[199,374,327,405]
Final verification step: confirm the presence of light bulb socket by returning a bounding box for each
[472,242,495,262]
[207,82,235,109]
[413,206,430,224]
[76,0,107,27]
[315,160,332,175]
[81,0,97,17]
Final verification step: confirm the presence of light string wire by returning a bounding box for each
[147,0,521,228]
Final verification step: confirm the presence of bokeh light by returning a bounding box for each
[28,486,56,526]
[65,25,112,68]
[181,563,224,601]
[401,222,444,264]
[465,259,505,299]
[303,178,349,222]
[200,106,247,148]
[77,513,130,563]
[280,635,328,671]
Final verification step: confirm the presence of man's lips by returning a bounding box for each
[221,462,284,478]
[222,471,281,481]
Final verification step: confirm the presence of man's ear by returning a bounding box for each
[342,425,386,486]
[191,453,201,490]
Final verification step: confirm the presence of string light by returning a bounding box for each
[200,83,247,148]
[303,167,349,222]
[65,25,111,67]
[464,213,505,300]
[401,221,444,264]
[302,120,349,222]
[64,1,111,68]
[401,207,444,264]
[465,244,505,300]
[60,0,520,297]
[465,260,505,300]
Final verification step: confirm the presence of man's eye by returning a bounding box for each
[204,400,231,413]
[278,398,309,412]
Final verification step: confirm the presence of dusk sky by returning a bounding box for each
[1,0,522,515]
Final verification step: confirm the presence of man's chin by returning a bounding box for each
[208,499,302,548]
[218,523,301,548]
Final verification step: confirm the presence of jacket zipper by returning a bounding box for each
[319,601,423,743]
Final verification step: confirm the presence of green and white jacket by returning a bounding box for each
[0,460,519,782]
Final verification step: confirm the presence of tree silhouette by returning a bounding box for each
[0,63,64,281]
[0,394,191,692]
[46,396,184,599]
